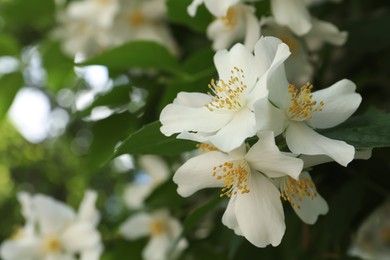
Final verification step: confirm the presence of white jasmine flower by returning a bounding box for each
[0,191,102,260]
[109,0,178,55]
[187,0,240,17]
[123,155,170,210]
[173,132,303,247]
[120,209,188,260]
[207,3,260,51]
[254,61,362,166]
[160,36,290,152]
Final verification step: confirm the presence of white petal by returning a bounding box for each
[306,18,348,50]
[80,245,103,260]
[301,149,372,168]
[173,151,232,197]
[286,122,355,166]
[204,0,240,17]
[139,155,170,184]
[221,196,243,236]
[254,97,288,136]
[120,213,152,240]
[207,17,245,51]
[308,79,362,129]
[142,235,171,260]
[289,172,329,224]
[0,237,41,260]
[187,0,204,17]
[271,0,312,36]
[208,109,256,152]
[62,223,101,252]
[246,131,303,179]
[234,172,285,247]
[123,183,153,210]
[17,192,35,227]
[33,195,75,235]
[173,92,211,107]
[214,43,260,89]
[77,190,99,225]
[160,103,233,136]
[243,7,260,52]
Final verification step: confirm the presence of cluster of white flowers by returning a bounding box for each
[54,0,177,57]
[0,191,102,260]
[160,34,364,247]
[189,0,347,82]
[120,155,187,260]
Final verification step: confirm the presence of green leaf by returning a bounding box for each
[0,34,19,57]
[0,72,23,119]
[144,180,185,210]
[79,41,180,73]
[166,0,212,32]
[114,121,196,157]
[321,111,390,149]
[40,41,75,92]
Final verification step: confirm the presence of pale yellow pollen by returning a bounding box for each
[205,67,247,112]
[128,10,145,27]
[280,176,318,209]
[212,160,250,198]
[149,220,165,236]
[196,143,219,153]
[11,227,23,240]
[44,237,61,252]
[288,82,324,121]
[222,7,237,28]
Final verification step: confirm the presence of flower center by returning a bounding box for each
[44,237,62,252]
[205,67,247,112]
[128,10,145,27]
[280,176,317,209]
[196,143,219,153]
[287,83,324,121]
[222,7,238,28]
[149,220,165,236]
[213,160,250,198]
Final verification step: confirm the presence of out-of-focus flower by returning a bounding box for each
[187,0,240,17]
[173,132,303,247]
[120,209,187,260]
[254,63,362,166]
[207,3,260,51]
[348,201,390,260]
[0,191,102,260]
[160,37,290,152]
[123,155,170,210]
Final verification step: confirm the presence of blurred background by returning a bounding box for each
[0,0,389,259]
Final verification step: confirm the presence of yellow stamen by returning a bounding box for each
[280,176,318,209]
[222,7,237,28]
[196,143,219,153]
[213,160,250,198]
[44,237,61,252]
[150,220,165,236]
[205,67,247,112]
[128,10,145,27]
[288,82,324,121]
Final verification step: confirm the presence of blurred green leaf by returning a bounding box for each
[40,41,75,92]
[145,180,185,210]
[167,0,212,32]
[114,121,196,156]
[0,72,23,119]
[321,111,390,149]
[0,34,19,57]
[80,41,180,74]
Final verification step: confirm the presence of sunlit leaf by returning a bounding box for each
[0,34,19,57]
[0,72,23,119]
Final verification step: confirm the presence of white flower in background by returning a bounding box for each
[120,209,188,260]
[160,37,290,152]
[0,191,102,260]
[254,57,362,166]
[260,16,347,83]
[109,0,178,55]
[187,0,240,17]
[55,0,119,57]
[207,3,260,51]
[173,132,303,247]
[123,155,170,210]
